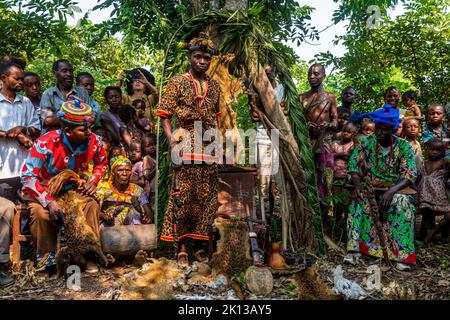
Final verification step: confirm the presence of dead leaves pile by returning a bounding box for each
[317,244,450,300]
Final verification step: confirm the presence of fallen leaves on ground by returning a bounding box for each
[1,243,448,300]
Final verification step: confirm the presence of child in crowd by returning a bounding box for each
[128,135,156,210]
[142,133,157,160]
[417,138,450,243]
[423,104,449,160]
[384,87,404,135]
[100,86,132,147]
[422,104,448,142]
[141,134,157,207]
[129,140,143,168]
[385,87,401,110]
[361,120,375,135]
[332,122,357,221]
[119,104,144,141]
[133,99,153,133]
[76,72,101,126]
[401,118,423,172]
[23,72,42,126]
[355,119,375,142]
[402,90,422,119]
[129,140,145,187]
[334,108,351,140]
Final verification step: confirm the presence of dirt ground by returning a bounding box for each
[1,241,448,300]
[317,243,450,300]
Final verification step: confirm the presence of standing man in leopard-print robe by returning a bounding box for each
[156,33,221,263]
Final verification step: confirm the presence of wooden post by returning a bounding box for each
[248,62,319,253]
[11,205,21,266]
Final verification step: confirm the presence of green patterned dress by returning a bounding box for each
[347,135,417,265]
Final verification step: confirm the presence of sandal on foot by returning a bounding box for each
[35,252,56,272]
[395,262,414,271]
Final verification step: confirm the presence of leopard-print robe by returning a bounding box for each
[157,73,221,241]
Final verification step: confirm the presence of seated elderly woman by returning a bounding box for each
[345,104,417,271]
[96,156,154,227]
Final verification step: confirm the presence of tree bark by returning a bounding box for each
[200,0,318,253]
[248,63,318,253]
[100,224,157,256]
[190,0,203,15]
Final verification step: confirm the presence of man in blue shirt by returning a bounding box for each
[0,61,40,287]
[40,59,91,132]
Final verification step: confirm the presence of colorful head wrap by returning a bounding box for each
[57,98,94,126]
[356,104,401,130]
[110,155,132,173]
[187,32,216,54]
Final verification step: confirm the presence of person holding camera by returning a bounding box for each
[118,68,158,130]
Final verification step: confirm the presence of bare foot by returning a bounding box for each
[106,254,116,266]
[133,250,148,267]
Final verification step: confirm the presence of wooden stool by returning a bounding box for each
[11,204,30,266]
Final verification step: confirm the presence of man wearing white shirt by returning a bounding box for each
[251,66,286,216]
[0,61,40,287]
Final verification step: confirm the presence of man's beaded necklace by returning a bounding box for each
[189,70,208,111]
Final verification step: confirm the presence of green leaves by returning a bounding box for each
[320,0,449,111]
[0,0,79,59]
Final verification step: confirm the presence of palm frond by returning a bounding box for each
[154,5,323,253]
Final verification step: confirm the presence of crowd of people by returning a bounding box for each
[0,32,449,289]
[0,55,159,287]
[301,65,449,271]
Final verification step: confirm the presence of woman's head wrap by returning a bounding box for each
[110,155,132,173]
[356,104,401,130]
[186,32,216,54]
[57,98,94,126]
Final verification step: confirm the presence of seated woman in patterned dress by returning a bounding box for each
[345,104,417,271]
[96,156,154,228]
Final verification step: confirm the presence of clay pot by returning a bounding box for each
[177,244,189,266]
[245,266,273,296]
[268,242,286,269]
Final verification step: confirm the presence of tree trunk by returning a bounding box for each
[248,63,318,253]
[202,0,318,253]
[223,0,247,10]
[101,224,157,256]
[190,0,203,15]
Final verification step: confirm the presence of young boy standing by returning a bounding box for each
[76,72,101,127]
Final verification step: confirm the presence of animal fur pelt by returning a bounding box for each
[294,266,344,300]
[118,258,183,300]
[210,217,253,277]
[47,169,112,277]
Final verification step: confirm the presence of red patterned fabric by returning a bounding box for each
[21,130,108,207]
